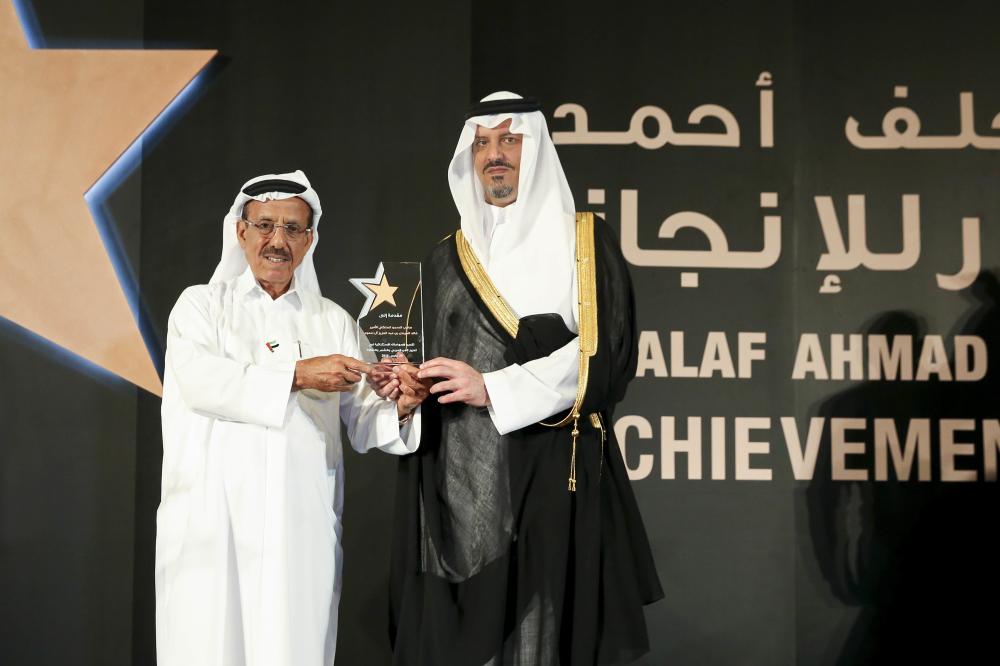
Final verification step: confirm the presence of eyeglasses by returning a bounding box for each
[242,218,312,241]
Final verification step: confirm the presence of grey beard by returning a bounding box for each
[488,179,514,201]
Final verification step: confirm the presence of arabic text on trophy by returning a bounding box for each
[350,261,424,367]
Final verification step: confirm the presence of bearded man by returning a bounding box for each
[386,94,663,665]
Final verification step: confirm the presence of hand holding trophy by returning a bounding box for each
[368,352,431,412]
[351,262,430,409]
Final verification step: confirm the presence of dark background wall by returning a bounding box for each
[2,1,999,664]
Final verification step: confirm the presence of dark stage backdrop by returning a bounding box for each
[2,1,999,664]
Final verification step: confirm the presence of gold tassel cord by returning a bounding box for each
[568,414,580,492]
[569,413,606,492]
[590,412,605,481]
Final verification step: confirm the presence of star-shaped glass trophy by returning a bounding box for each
[349,262,424,365]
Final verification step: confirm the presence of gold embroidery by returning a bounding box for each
[541,212,598,429]
[540,213,599,491]
[455,230,519,338]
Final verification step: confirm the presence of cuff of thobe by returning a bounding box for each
[374,402,421,455]
[483,367,521,436]
[398,407,421,452]
[257,361,297,427]
[484,365,569,435]
[483,365,534,435]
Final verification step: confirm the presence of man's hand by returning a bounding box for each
[294,354,371,392]
[393,363,432,417]
[417,357,490,407]
[367,352,406,401]
[366,353,431,418]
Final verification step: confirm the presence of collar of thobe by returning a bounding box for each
[483,204,508,263]
[448,91,577,328]
[235,266,303,307]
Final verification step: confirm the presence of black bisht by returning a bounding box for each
[390,220,663,665]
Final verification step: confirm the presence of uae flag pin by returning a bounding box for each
[265,340,280,353]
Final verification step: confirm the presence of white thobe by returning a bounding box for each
[479,205,580,435]
[155,268,419,666]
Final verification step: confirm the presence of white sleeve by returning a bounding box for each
[481,336,579,435]
[337,314,421,455]
[165,288,294,428]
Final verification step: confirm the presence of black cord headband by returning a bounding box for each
[465,96,541,120]
[241,179,307,197]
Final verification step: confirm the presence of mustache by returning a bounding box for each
[262,247,291,259]
[483,159,514,172]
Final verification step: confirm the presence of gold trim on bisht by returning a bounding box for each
[539,213,598,491]
[456,229,520,338]
[540,213,598,425]
[455,213,600,492]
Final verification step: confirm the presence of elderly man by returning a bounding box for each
[384,93,663,665]
[156,170,425,666]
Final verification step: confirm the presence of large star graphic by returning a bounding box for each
[350,263,399,317]
[0,2,215,395]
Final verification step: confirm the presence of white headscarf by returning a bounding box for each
[448,91,578,330]
[209,169,324,295]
